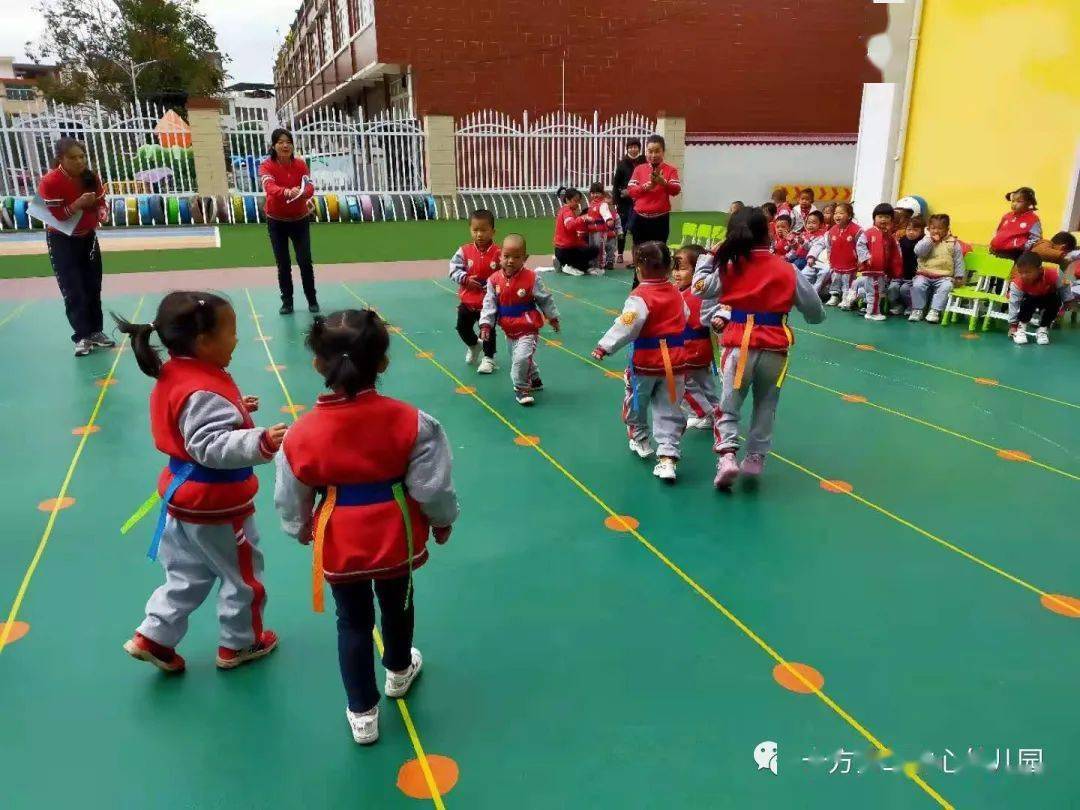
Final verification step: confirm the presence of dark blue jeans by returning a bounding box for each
[267,217,317,305]
[48,230,103,342]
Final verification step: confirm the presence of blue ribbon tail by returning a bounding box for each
[148,463,194,561]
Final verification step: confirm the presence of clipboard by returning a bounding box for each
[27,194,83,236]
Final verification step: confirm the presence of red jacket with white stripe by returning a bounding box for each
[38,166,107,236]
[681,286,713,370]
[259,157,314,221]
[629,280,688,375]
[554,204,589,248]
[627,161,681,217]
[863,226,903,278]
[455,242,502,310]
[718,249,797,352]
[990,210,1040,253]
[825,223,863,273]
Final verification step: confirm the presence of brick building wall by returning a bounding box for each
[373,0,886,133]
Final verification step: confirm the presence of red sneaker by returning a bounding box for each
[123,632,186,673]
[216,630,279,670]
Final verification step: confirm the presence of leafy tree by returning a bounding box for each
[26,0,228,109]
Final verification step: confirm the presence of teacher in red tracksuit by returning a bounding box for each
[627,134,681,247]
[259,128,320,315]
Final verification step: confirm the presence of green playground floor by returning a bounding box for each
[0,269,1077,809]
[0,213,728,279]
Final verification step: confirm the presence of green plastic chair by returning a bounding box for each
[941,251,988,330]
[710,224,727,248]
[695,223,712,246]
[670,221,697,249]
[964,252,1016,331]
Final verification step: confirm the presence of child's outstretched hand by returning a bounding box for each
[242,395,260,412]
[433,525,452,545]
[711,315,728,332]
[466,276,486,291]
[550,317,561,333]
[265,423,288,451]
[591,346,607,361]
[479,325,492,343]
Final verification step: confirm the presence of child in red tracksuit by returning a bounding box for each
[1007,251,1064,346]
[808,202,868,309]
[772,215,797,260]
[554,187,599,276]
[114,292,286,674]
[448,209,501,374]
[592,241,689,483]
[586,182,616,274]
[275,309,458,745]
[674,245,720,438]
[855,204,903,321]
[990,186,1041,260]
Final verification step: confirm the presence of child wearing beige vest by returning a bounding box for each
[909,213,966,322]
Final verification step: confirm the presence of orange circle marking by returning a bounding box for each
[94,378,117,387]
[604,370,623,380]
[38,497,75,512]
[974,377,999,387]
[773,662,824,693]
[997,449,1031,463]
[0,621,30,645]
[265,364,286,372]
[547,339,563,347]
[454,386,475,395]
[820,480,853,494]
[514,435,540,447]
[855,343,875,351]
[1041,594,1080,618]
[397,755,459,799]
[415,351,433,359]
[841,394,867,403]
[961,333,980,340]
[281,404,306,415]
[604,515,639,532]
[72,425,101,436]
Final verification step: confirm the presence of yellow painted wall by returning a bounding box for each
[900,0,1080,241]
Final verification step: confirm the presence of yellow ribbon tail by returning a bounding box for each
[776,354,791,388]
[733,314,754,390]
[659,338,677,404]
[312,485,338,614]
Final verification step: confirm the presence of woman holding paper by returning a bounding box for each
[259,129,319,315]
[39,137,114,357]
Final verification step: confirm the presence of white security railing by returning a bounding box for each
[0,99,198,228]
[455,110,655,194]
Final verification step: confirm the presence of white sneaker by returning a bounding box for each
[586,266,605,276]
[477,357,495,374]
[346,706,380,745]
[652,457,677,481]
[889,304,904,316]
[516,392,535,406]
[686,416,713,430]
[826,294,840,307]
[561,266,585,277]
[629,438,654,458]
[73,338,93,357]
[1035,327,1050,345]
[385,647,423,698]
[839,288,857,310]
[865,312,887,322]
[1013,328,1029,345]
[465,344,481,365]
[908,310,924,322]
[925,309,941,323]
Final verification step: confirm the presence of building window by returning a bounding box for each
[336,0,350,43]
[5,87,36,101]
[320,14,333,64]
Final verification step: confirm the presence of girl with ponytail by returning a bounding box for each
[692,207,826,490]
[275,309,459,746]
[113,291,285,674]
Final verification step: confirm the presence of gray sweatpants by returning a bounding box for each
[829,270,857,297]
[911,275,953,313]
[888,279,912,309]
[623,371,687,459]
[855,274,887,315]
[802,265,831,297]
[717,347,787,456]
[1006,281,1023,324]
[508,332,541,392]
[683,365,722,430]
[138,514,266,650]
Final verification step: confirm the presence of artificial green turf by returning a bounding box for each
[0,212,728,279]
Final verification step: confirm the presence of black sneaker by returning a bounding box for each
[530,376,544,391]
[308,301,320,314]
[74,338,93,357]
[279,302,294,315]
[88,331,116,348]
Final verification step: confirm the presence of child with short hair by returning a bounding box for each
[771,188,793,217]
[798,210,830,293]
[592,241,688,482]
[910,213,965,322]
[772,214,797,260]
[480,234,561,405]
[791,188,819,233]
[274,309,458,745]
[890,215,924,315]
[807,202,867,308]
[855,203,903,321]
[673,244,720,434]
[586,181,616,275]
[114,292,286,674]
[448,209,501,374]
[1047,232,1080,309]
[1007,252,1065,344]
[692,207,826,489]
[990,187,1041,260]
[553,187,599,276]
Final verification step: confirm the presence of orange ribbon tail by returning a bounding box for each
[659,338,677,404]
[311,485,337,613]
[733,314,755,390]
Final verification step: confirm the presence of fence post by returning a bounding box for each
[423,114,456,196]
[655,114,686,212]
[188,97,229,198]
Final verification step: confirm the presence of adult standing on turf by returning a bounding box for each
[627,134,681,247]
[40,137,115,357]
[259,128,320,315]
[611,138,646,265]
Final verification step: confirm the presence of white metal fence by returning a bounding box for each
[455,110,655,194]
[0,99,198,228]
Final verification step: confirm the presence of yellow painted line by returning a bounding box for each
[0,297,144,654]
[528,282,1080,616]
[792,325,1077,411]
[0,301,30,331]
[244,289,445,809]
[789,374,1079,483]
[346,282,952,809]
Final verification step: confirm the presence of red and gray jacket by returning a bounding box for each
[259,157,314,221]
[449,241,501,310]
[479,267,560,339]
[627,161,682,217]
[990,210,1041,253]
[681,285,713,370]
[554,204,589,248]
[596,279,689,376]
[863,226,903,278]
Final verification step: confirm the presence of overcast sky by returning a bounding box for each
[0,0,299,84]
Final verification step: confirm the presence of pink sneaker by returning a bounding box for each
[740,453,766,476]
[714,453,740,490]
